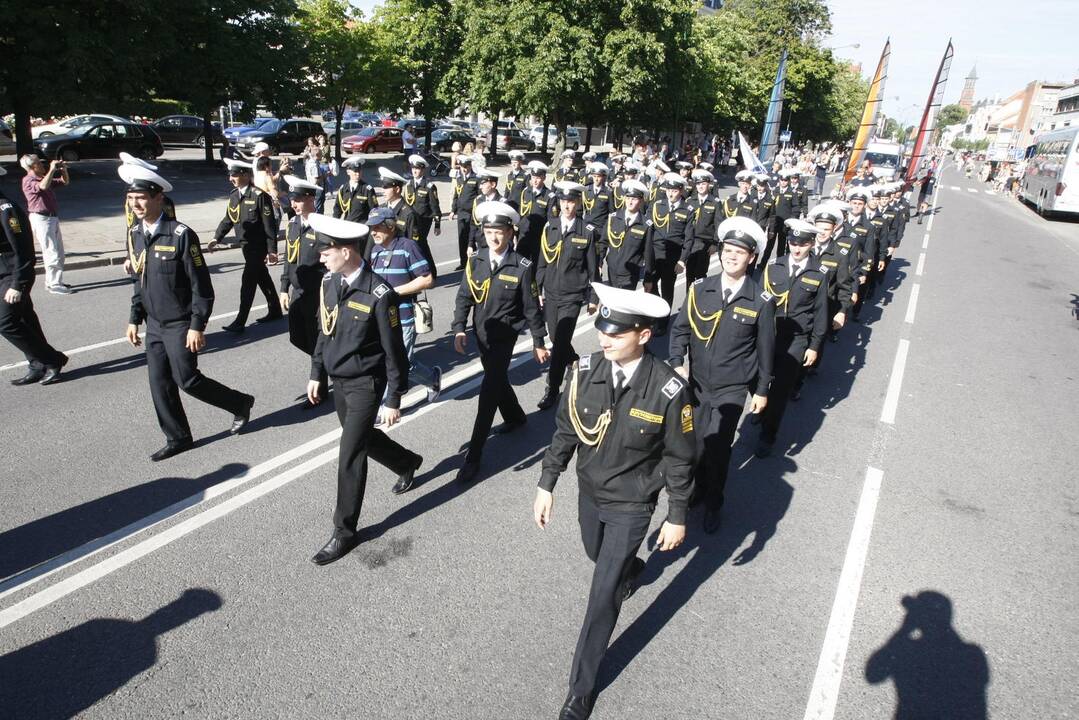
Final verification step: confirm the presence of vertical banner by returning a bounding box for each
[759,49,788,165]
[843,39,892,183]
[905,40,954,187]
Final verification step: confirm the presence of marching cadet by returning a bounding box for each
[669,216,775,534]
[123,164,254,461]
[840,187,877,319]
[1,165,67,386]
[609,154,626,181]
[452,200,549,484]
[582,162,611,230]
[677,168,719,283]
[646,172,692,328]
[759,168,798,270]
[450,154,479,270]
[334,156,378,224]
[468,168,505,254]
[805,203,854,351]
[517,160,557,262]
[849,161,875,187]
[598,178,653,291]
[504,149,529,203]
[578,151,598,184]
[536,181,600,411]
[121,152,175,234]
[554,150,577,184]
[755,218,828,457]
[376,166,418,259]
[750,172,775,234]
[675,160,694,181]
[305,213,423,566]
[404,154,442,279]
[213,158,282,334]
[722,169,759,219]
[857,187,890,315]
[279,175,326,404]
[534,282,694,720]
[789,170,809,218]
[698,161,715,175]
[882,184,907,272]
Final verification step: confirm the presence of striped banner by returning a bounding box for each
[843,40,891,183]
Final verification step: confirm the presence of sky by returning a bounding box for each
[349,0,1078,126]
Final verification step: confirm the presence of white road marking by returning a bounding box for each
[950,185,960,191]
[0,260,717,625]
[879,339,910,425]
[904,284,920,324]
[985,189,995,195]
[967,188,978,194]
[802,467,885,720]
[915,253,926,276]
[922,233,929,250]
[0,303,270,372]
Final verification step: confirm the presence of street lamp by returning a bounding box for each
[826,43,861,52]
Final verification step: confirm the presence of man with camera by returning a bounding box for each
[19,154,70,295]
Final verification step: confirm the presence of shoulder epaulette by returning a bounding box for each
[373,283,390,299]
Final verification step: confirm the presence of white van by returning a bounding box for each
[1021,126,1079,216]
[864,140,903,181]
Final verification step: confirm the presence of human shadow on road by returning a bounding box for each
[0,463,247,583]
[596,454,796,694]
[0,588,223,720]
[866,591,990,720]
[1069,293,1079,321]
[68,275,136,292]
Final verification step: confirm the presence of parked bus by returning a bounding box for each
[1021,126,1079,216]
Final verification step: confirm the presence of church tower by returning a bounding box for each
[959,65,978,111]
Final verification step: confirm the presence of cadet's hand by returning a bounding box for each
[533,346,550,365]
[454,332,468,355]
[851,292,859,304]
[206,240,220,253]
[434,226,441,236]
[466,246,474,257]
[126,324,141,347]
[279,292,290,313]
[537,294,545,309]
[675,261,686,274]
[656,521,685,551]
[877,260,885,271]
[381,407,401,427]
[533,488,554,529]
[4,288,21,304]
[122,258,133,275]
[643,281,654,293]
[306,380,322,405]
[832,311,846,330]
[266,253,279,265]
[449,212,457,221]
[185,329,205,353]
[803,348,818,367]
[674,365,689,380]
[858,275,867,285]
[886,247,894,257]
[749,394,767,413]
[586,303,597,315]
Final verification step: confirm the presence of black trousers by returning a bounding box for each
[683,246,711,284]
[545,299,583,391]
[456,217,471,267]
[0,284,63,370]
[331,374,420,541]
[287,290,327,386]
[760,335,807,443]
[693,387,749,511]
[466,336,526,461]
[236,245,277,325]
[759,219,789,269]
[413,216,438,280]
[145,318,250,444]
[569,492,653,697]
[651,256,677,308]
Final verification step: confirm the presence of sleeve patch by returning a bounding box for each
[761,291,773,301]
[681,404,694,433]
[373,284,390,299]
[662,377,684,399]
[519,257,532,267]
[175,224,187,235]
[388,305,399,327]
[578,353,592,370]
[7,215,22,234]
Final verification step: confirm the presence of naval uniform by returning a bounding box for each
[404,176,442,278]
[130,218,252,444]
[452,247,546,462]
[126,194,175,230]
[721,193,757,221]
[540,350,695,700]
[0,192,65,371]
[311,266,420,542]
[646,196,692,309]
[333,181,378,224]
[452,171,480,267]
[536,215,600,393]
[516,184,557,262]
[280,215,327,382]
[213,184,279,326]
[467,191,505,254]
[751,188,775,234]
[762,185,796,268]
[668,274,775,511]
[503,168,529,204]
[680,192,720,283]
[582,182,611,230]
[811,238,855,362]
[599,209,653,290]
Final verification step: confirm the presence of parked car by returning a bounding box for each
[322,120,367,145]
[32,114,129,139]
[397,119,433,138]
[32,120,163,162]
[529,125,580,149]
[0,120,14,154]
[321,110,336,121]
[416,128,477,153]
[353,112,382,126]
[496,127,535,152]
[151,115,224,147]
[341,126,403,154]
[223,117,277,143]
[233,118,324,155]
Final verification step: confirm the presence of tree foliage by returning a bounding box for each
[937,103,969,128]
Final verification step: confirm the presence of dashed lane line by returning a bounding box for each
[879,339,910,426]
[915,253,926,276]
[904,284,920,325]
[922,233,929,250]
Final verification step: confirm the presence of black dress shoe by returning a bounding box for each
[558,693,595,720]
[221,322,245,334]
[392,455,423,494]
[10,369,45,386]
[703,508,722,535]
[621,557,646,601]
[455,460,480,484]
[230,395,255,434]
[537,386,559,410]
[493,417,526,435]
[39,354,68,386]
[150,440,193,462]
[255,311,284,323]
[310,535,358,566]
[754,439,774,458]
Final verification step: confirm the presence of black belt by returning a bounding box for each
[30,211,58,217]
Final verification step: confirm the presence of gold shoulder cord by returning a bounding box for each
[724,198,737,218]
[651,201,670,230]
[519,191,534,217]
[613,189,625,210]
[337,187,352,215]
[226,198,241,223]
[403,183,416,207]
[540,225,562,264]
[452,178,463,198]
[319,281,339,336]
[687,283,723,345]
[124,198,135,229]
[568,364,612,447]
[127,227,146,275]
[581,190,595,213]
[763,264,789,308]
[286,222,301,264]
[464,257,490,304]
[471,197,481,226]
[606,215,625,249]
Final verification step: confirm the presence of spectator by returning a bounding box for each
[813,155,827,197]
[449,141,464,179]
[402,123,417,161]
[304,143,327,213]
[473,137,488,167]
[19,154,70,295]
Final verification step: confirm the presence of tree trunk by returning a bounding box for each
[585,122,593,152]
[335,105,344,163]
[13,94,33,159]
[203,113,215,163]
[541,114,550,155]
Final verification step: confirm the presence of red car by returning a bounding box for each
[341,127,403,154]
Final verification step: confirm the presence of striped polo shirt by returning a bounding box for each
[369,236,431,325]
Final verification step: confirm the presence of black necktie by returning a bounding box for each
[723,288,732,306]
[614,369,627,403]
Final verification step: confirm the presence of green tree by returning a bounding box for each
[937,103,969,127]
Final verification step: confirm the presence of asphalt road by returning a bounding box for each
[0,167,1076,719]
